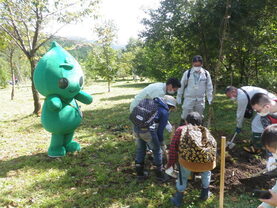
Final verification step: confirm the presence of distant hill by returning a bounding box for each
[49,36,94,61]
[47,36,125,62]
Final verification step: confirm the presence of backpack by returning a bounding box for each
[240,88,254,119]
[178,124,217,172]
[184,69,208,88]
[129,98,158,128]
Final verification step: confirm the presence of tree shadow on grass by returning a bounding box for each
[0,93,258,208]
[0,136,178,207]
[91,92,105,96]
[1,114,34,123]
[99,94,135,102]
[114,82,150,89]
[81,103,131,130]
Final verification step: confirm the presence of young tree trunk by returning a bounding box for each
[230,62,234,85]
[213,0,231,94]
[11,69,15,100]
[255,58,258,82]
[29,57,41,115]
[9,50,15,100]
[108,80,111,92]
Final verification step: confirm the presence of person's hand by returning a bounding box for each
[176,97,182,105]
[208,100,212,105]
[259,190,277,206]
[235,127,241,134]
[267,157,277,171]
[166,122,173,132]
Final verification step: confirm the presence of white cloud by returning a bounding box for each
[49,0,161,45]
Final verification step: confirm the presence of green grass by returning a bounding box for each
[0,80,260,207]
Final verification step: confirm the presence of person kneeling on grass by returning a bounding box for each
[166,112,217,207]
[258,124,277,208]
[130,95,177,182]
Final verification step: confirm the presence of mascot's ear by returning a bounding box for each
[51,41,60,49]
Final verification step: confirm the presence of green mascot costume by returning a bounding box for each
[34,42,93,157]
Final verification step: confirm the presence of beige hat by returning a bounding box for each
[163,95,177,108]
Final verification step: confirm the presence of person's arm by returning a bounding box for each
[177,71,188,104]
[156,108,169,143]
[259,190,277,207]
[205,71,213,104]
[166,127,182,168]
[236,95,248,129]
[259,181,277,208]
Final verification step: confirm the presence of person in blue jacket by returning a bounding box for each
[133,95,177,182]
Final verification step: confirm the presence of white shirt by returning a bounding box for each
[236,86,276,128]
[129,82,166,112]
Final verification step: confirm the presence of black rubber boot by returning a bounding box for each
[170,191,184,207]
[155,166,170,182]
[199,187,211,201]
[135,163,148,181]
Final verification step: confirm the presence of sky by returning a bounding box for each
[53,0,161,46]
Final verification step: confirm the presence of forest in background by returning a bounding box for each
[0,0,276,100]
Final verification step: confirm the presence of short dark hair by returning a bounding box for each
[261,124,277,149]
[166,78,181,88]
[186,112,203,126]
[250,93,271,106]
[225,86,237,94]
[192,55,203,63]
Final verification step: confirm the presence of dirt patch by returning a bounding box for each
[210,143,276,194]
[127,136,276,195]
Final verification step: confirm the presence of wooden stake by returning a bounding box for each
[219,136,226,208]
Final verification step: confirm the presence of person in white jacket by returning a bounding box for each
[225,86,276,152]
[251,93,277,116]
[130,77,181,112]
[130,78,181,132]
[177,55,213,124]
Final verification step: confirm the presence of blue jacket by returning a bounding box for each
[153,97,169,143]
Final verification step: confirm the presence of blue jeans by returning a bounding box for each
[176,165,211,192]
[134,126,162,167]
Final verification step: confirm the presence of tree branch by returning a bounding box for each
[43,2,77,19]
[34,24,67,52]
[0,25,27,55]
[5,2,28,54]
[31,3,41,55]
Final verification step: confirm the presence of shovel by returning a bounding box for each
[226,132,237,149]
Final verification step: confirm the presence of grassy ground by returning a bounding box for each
[0,80,261,208]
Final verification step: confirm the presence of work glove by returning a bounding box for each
[165,122,173,133]
[208,100,212,105]
[235,127,242,134]
[176,97,182,105]
[165,166,178,178]
[267,157,277,171]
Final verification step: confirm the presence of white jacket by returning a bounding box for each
[236,86,276,128]
[177,68,213,103]
[129,82,166,112]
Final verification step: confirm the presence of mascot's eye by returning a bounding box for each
[79,76,84,87]
[58,78,69,89]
